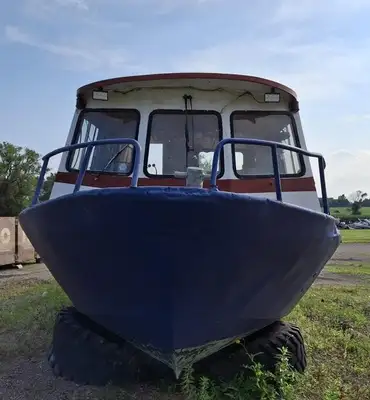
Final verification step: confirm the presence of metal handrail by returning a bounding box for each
[32,138,142,205]
[32,137,329,215]
[210,138,329,215]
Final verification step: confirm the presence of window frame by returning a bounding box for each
[66,108,141,176]
[144,109,225,179]
[229,110,306,179]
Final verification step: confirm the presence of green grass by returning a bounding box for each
[326,263,370,275]
[0,280,71,361]
[339,229,370,243]
[330,206,370,218]
[282,285,370,399]
[1,275,370,400]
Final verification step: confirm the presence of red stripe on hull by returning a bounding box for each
[55,172,316,193]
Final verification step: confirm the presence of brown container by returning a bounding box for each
[0,217,16,266]
[16,220,36,264]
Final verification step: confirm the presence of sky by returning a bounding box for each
[1,0,370,198]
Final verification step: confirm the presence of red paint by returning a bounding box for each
[55,172,316,193]
[77,72,297,100]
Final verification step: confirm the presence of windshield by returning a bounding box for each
[230,112,303,177]
[145,110,222,176]
[68,109,140,174]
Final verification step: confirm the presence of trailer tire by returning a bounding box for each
[48,307,173,386]
[244,321,307,373]
[193,321,306,380]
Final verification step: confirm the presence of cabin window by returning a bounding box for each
[230,112,303,178]
[145,110,223,177]
[68,109,140,174]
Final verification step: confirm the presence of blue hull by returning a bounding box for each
[19,187,340,371]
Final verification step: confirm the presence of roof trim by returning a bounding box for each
[77,72,298,100]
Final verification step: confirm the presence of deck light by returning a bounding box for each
[264,89,280,103]
[92,90,109,101]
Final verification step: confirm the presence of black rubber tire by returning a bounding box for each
[193,321,306,380]
[48,307,173,386]
[243,321,307,373]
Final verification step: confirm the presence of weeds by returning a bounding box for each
[180,347,298,400]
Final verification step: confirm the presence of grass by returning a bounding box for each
[0,280,71,362]
[1,274,370,400]
[326,262,370,275]
[339,229,370,243]
[330,206,370,218]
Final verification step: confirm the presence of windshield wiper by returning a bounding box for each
[94,144,130,180]
[183,94,194,168]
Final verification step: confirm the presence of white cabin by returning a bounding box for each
[51,72,321,212]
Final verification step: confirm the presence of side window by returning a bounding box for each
[231,112,302,177]
[68,109,140,174]
[70,119,99,170]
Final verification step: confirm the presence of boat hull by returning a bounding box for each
[19,187,340,373]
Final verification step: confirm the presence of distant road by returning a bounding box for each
[330,243,370,263]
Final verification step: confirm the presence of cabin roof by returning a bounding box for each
[77,72,298,100]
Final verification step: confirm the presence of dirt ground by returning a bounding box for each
[1,243,370,399]
[0,263,51,287]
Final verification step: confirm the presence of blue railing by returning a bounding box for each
[210,138,329,215]
[33,137,329,215]
[32,138,142,205]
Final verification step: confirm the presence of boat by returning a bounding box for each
[19,72,341,379]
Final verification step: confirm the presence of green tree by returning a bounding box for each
[39,172,56,202]
[348,190,368,215]
[0,142,42,216]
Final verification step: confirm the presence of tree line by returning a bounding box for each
[323,191,369,215]
[318,191,369,217]
[0,141,55,216]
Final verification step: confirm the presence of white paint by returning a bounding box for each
[0,228,11,245]
[50,76,321,212]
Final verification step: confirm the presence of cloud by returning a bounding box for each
[272,0,370,22]
[171,30,370,104]
[54,0,88,9]
[4,26,33,45]
[166,0,370,104]
[21,0,89,20]
[322,150,370,197]
[4,25,132,72]
[22,0,219,17]
[24,0,88,12]
[149,0,222,14]
[342,114,370,123]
